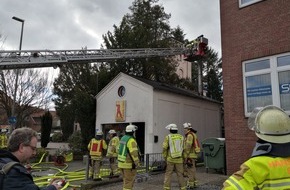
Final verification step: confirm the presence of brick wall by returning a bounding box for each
[220,0,290,174]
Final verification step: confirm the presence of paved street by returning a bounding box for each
[89,166,228,190]
[34,142,229,189]
[36,159,228,189]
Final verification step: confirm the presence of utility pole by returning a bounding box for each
[197,60,203,95]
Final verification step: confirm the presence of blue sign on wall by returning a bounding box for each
[247,85,272,97]
[280,83,290,94]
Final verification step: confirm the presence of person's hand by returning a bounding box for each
[50,178,66,190]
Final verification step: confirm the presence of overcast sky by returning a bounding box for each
[0,0,221,110]
[1,0,221,54]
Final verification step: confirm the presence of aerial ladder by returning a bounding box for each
[0,36,208,70]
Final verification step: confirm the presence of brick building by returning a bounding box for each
[220,0,290,174]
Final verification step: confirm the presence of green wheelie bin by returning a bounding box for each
[202,137,226,174]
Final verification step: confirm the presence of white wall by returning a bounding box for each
[151,91,221,153]
[96,73,155,153]
[96,73,222,154]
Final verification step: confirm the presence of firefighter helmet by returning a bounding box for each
[108,129,116,134]
[183,122,192,129]
[96,131,103,136]
[165,124,178,131]
[125,124,138,132]
[1,129,7,133]
[248,105,290,144]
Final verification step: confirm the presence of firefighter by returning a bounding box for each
[0,129,8,149]
[106,129,120,176]
[185,39,198,58]
[118,124,140,190]
[87,130,107,180]
[163,124,186,190]
[183,122,200,189]
[223,105,290,189]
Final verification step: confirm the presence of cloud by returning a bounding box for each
[0,0,221,110]
[0,0,220,55]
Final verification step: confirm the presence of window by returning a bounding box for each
[243,53,290,116]
[245,74,272,112]
[239,0,264,8]
[118,86,126,97]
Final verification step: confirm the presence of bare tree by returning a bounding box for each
[0,69,52,128]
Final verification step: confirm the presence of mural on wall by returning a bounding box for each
[115,100,126,122]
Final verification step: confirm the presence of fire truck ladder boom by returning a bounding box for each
[0,47,187,69]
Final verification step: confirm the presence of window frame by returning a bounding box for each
[239,0,264,8]
[243,52,290,117]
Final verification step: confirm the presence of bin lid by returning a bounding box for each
[201,137,225,157]
[202,137,225,145]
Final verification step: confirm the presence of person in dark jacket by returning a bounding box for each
[0,127,62,190]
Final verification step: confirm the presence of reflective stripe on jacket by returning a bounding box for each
[223,156,290,190]
[184,131,200,159]
[118,135,140,169]
[0,134,7,149]
[106,136,120,158]
[163,133,184,164]
[88,138,107,157]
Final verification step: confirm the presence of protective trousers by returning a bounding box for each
[163,161,186,190]
[89,158,102,179]
[120,168,137,190]
[109,157,118,175]
[184,159,197,188]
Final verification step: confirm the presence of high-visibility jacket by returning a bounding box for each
[118,135,140,169]
[0,134,7,149]
[183,131,200,159]
[162,133,184,164]
[88,138,107,159]
[223,156,290,190]
[106,136,120,158]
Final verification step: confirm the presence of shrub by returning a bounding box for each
[51,132,63,142]
[33,147,48,163]
[67,131,86,154]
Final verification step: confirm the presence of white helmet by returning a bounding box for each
[1,129,7,133]
[108,129,116,134]
[183,122,192,129]
[165,124,178,131]
[125,125,138,132]
[96,131,103,136]
[248,105,290,144]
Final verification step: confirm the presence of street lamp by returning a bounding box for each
[12,16,24,51]
[11,16,24,128]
